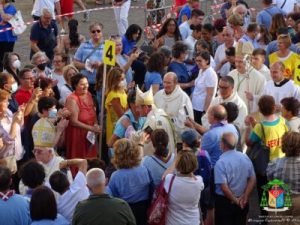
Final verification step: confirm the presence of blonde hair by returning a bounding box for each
[0,89,10,103]
[113,139,141,169]
[106,67,124,94]
[62,65,78,83]
[175,151,198,174]
[277,34,292,48]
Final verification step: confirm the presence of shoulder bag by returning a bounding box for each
[246,123,270,176]
[148,174,175,225]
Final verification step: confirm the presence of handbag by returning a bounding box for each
[148,174,175,225]
[8,10,27,36]
[246,123,270,176]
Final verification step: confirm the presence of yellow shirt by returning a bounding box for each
[269,52,300,84]
[251,116,287,160]
[105,90,127,143]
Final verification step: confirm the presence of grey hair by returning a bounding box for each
[233,4,247,14]
[41,8,52,17]
[221,132,237,149]
[31,51,49,65]
[223,26,234,36]
[86,168,106,188]
[164,72,178,83]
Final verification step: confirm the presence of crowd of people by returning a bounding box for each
[1,0,300,224]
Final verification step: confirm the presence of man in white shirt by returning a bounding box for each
[251,48,271,81]
[272,0,298,14]
[246,61,300,112]
[49,158,89,222]
[179,9,204,39]
[228,42,266,112]
[215,26,236,74]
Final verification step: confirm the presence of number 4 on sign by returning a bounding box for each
[103,40,116,66]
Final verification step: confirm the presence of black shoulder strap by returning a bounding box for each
[65,84,73,92]
[264,9,272,17]
[260,122,266,144]
[150,156,168,170]
[83,43,102,62]
[280,0,287,9]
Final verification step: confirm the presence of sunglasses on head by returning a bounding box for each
[91,30,101,34]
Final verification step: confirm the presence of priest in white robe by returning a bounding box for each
[246,61,300,112]
[228,42,266,112]
[154,72,194,143]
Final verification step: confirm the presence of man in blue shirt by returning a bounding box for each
[177,0,199,25]
[201,104,239,167]
[30,8,58,61]
[239,23,260,49]
[214,132,256,225]
[256,0,286,31]
[0,166,31,225]
[73,22,104,94]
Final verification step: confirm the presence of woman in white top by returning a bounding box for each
[0,90,24,173]
[52,52,68,89]
[59,65,78,106]
[164,151,204,225]
[192,52,218,125]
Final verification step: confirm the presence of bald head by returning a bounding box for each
[270,62,285,82]
[221,132,237,150]
[210,105,228,121]
[164,72,178,83]
[270,61,285,72]
[163,72,178,95]
[86,168,106,191]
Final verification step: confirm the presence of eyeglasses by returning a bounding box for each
[53,60,62,63]
[91,30,101,34]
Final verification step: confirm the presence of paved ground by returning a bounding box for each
[14,0,261,64]
[13,0,263,224]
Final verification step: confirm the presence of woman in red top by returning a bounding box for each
[65,74,101,160]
